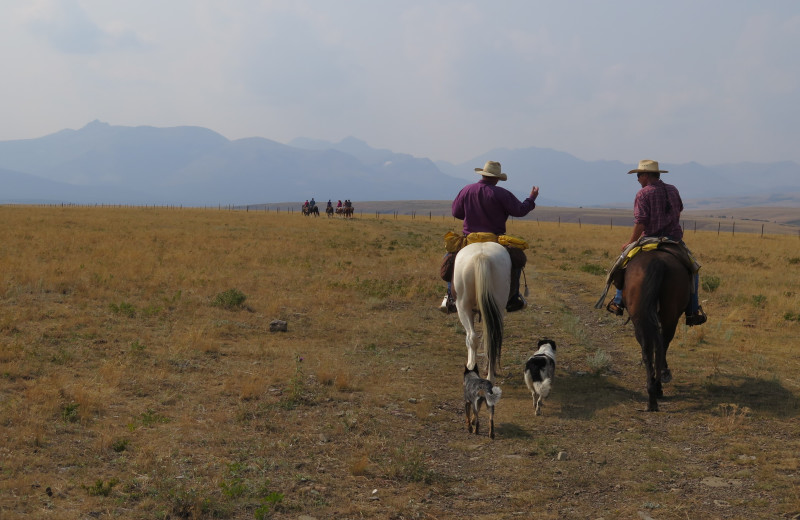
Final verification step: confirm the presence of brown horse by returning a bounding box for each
[622,249,691,411]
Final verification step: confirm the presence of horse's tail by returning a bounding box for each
[639,257,666,365]
[474,254,503,375]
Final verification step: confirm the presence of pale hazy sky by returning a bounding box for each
[2,1,799,165]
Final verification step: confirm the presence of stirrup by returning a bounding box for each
[686,306,707,326]
[606,301,624,316]
[506,295,527,313]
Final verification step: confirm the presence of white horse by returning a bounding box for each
[453,241,510,383]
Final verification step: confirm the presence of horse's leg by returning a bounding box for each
[635,326,659,411]
[656,317,677,397]
[459,311,479,371]
[659,298,680,386]
[489,404,495,439]
[654,344,665,399]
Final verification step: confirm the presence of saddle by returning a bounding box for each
[440,231,528,282]
[593,236,700,309]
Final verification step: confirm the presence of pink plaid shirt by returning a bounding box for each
[633,180,684,240]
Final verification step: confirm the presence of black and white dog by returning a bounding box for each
[523,339,557,416]
[463,365,502,439]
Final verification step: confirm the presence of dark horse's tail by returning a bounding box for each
[638,256,667,382]
[474,254,503,379]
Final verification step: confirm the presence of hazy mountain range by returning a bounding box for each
[1,120,799,208]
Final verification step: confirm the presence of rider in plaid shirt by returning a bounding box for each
[607,159,707,326]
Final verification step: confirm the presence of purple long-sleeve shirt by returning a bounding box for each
[452,179,536,235]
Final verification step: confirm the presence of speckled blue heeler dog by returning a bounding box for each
[463,365,502,439]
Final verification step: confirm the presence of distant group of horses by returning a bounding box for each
[302,204,319,217]
[333,205,354,218]
[454,240,691,414]
[302,204,354,218]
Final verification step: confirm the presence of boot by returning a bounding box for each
[607,289,624,316]
[606,300,624,316]
[438,288,457,314]
[506,267,527,312]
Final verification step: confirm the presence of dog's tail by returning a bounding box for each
[535,379,552,398]
[484,385,502,407]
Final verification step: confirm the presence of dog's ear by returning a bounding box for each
[464,365,470,375]
[538,338,549,347]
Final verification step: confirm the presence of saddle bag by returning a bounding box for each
[440,253,456,282]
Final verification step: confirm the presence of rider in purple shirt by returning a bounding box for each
[452,178,538,235]
[440,161,539,313]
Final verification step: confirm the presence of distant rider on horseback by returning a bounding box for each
[439,161,539,314]
[606,159,706,326]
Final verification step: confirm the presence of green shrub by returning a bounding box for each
[701,275,721,293]
[62,402,80,423]
[85,478,118,497]
[587,349,612,375]
[139,408,170,427]
[254,487,284,519]
[109,301,137,318]
[212,288,247,309]
[111,439,129,452]
[580,264,606,276]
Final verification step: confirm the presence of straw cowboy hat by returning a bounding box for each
[628,159,668,174]
[475,161,508,181]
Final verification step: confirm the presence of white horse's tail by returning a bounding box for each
[474,255,504,378]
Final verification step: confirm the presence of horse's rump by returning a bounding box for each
[453,242,511,381]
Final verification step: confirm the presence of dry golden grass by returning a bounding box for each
[1,205,799,519]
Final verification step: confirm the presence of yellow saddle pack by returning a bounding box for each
[444,231,528,253]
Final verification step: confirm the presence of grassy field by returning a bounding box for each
[1,205,799,519]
